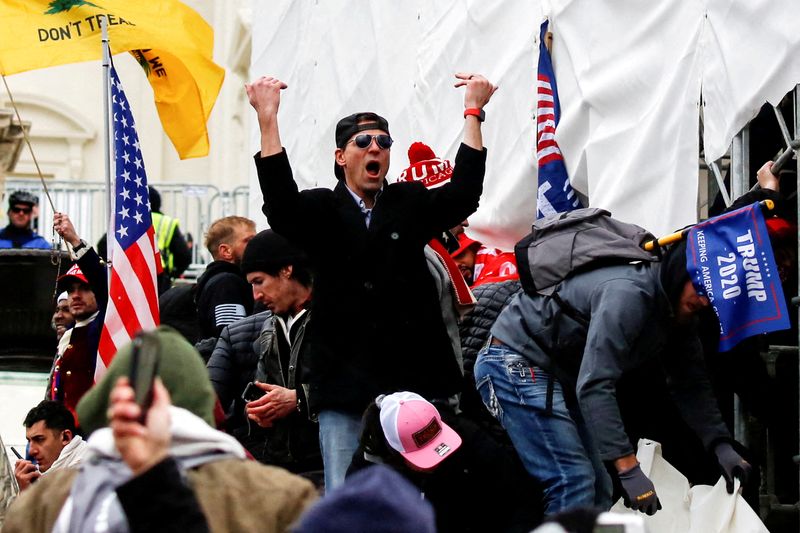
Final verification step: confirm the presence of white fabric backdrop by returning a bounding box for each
[249,0,800,243]
[248,0,544,249]
[551,0,800,235]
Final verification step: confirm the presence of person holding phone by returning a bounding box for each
[13,401,87,491]
[3,328,318,533]
[208,230,322,481]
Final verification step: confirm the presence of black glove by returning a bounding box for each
[714,442,751,494]
[618,464,661,515]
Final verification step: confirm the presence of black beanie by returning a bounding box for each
[241,229,307,275]
[659,240,690,308]
[148,186,161,212]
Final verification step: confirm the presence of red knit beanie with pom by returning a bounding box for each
[398,142,453,188]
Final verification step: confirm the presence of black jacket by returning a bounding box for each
[207,310,320,472]
[458,279,521,435]
[251,310,321,471]
[459,279,522,376]
[256,144,486,414]
[207,311,268,429]
[195,260,254,339]
[158,283,201,344]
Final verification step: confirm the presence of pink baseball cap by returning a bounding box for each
[377,391,462,471]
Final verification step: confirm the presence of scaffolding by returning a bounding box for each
[704,85,800,526]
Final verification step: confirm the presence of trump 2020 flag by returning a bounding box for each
[686,202,789,352]
[96,63,161,379]
[536,19,582,219]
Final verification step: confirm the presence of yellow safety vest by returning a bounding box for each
[151,212,179,274]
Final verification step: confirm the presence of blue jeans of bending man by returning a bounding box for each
[318,409,362,492]
[474,340,612,515]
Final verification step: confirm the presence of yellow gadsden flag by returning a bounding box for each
[0,0,225,159]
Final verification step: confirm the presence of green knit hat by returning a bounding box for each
[76,326,216,435]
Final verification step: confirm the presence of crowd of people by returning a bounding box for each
[0,70,795,532]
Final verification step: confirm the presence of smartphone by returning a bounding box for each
[242,382,266,402]
[130,333,160,420]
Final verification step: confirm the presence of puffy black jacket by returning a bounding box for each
[458,279,521,439]
[206,310,321,472]
[207,311,268,431]
[459,279,522,377]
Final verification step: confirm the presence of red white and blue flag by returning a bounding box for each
[97,63,161,379]
[686,203,789,351]
[536,19,582,219]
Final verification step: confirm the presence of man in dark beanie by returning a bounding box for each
[207,230,321,481]
[474,240,751,517]
[246,72,497,490]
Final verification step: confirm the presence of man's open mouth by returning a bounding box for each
[366,161,381,176]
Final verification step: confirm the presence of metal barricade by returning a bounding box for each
[1,180,250,267]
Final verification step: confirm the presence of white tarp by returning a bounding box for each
[249,0,544,249]
[552,0,800,236]
[249,0,800,243]
[610,439,768,533]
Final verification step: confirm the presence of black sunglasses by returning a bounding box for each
[10,206,32,214]
[348,134,393,150]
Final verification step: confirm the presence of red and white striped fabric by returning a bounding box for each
[536,73,562,167]
[535,19,582,219]
[96,64,161,380]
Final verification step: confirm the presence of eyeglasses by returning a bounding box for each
[348,134,393,150]
[10,206,32,214]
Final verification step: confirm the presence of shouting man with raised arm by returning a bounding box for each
[247,73,496,490]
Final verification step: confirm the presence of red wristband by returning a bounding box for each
[464,108,485,122]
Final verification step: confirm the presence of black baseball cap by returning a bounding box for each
[334,112,390,180]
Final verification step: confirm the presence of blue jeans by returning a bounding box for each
[474,341,612,515]
[318,409,362,492]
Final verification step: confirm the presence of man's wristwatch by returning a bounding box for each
[72,240,87,253]
[464,107,485,122]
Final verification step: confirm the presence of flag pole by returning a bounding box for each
[642,199,776,251]
[101,16,113,279]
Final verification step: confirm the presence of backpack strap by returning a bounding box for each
[545,377,555,415]
[514,232,537,295]
[550,291,589,329]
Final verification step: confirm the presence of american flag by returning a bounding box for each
[536,19,582,219]
[96,64,161,379]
